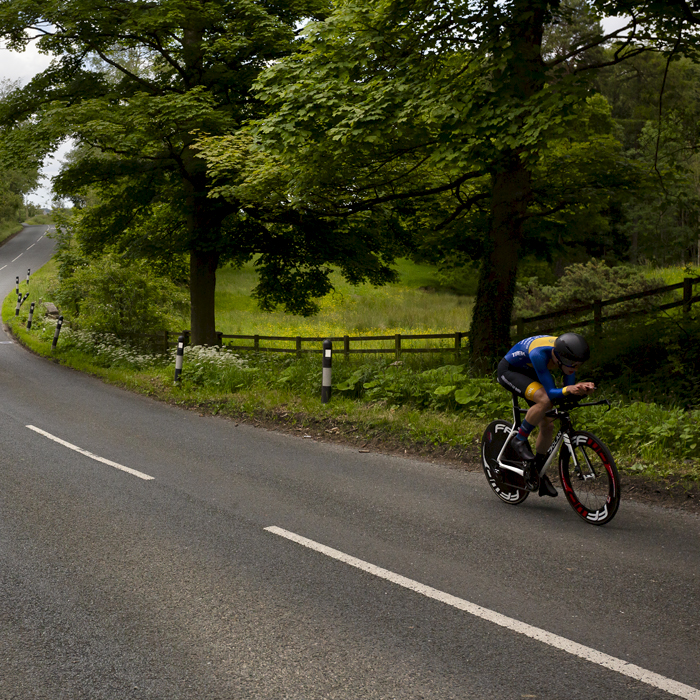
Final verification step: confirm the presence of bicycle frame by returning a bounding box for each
[495,395,610,482]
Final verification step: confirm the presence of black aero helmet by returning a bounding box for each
[553,332,590,364]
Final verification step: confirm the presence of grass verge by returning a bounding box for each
[0,220,24,245]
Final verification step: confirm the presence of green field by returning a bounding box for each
[214,258,474,339]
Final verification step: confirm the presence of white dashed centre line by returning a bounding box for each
[265,526,700,700]
[26,425,154,481]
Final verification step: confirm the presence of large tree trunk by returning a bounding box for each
[468,0,547,370]
[190,247,220,346]
[182,166,225,345]
[469,155,532,369]
[182,19,222,347]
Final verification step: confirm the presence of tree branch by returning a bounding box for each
[434,192,490,230]
[653,30,684,193]
[342,168,486,214]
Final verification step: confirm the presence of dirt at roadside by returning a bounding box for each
[188,400,700,516]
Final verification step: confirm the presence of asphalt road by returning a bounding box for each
[1,224,699,699]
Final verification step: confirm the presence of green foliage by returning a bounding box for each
[597,52,700,266]
[335,361,512,416]
[584,400,700,468]
[513,259,664,322]
[51,254,189,337]
[585,311,700,408]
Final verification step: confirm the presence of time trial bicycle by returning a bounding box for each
[481,395,620,525]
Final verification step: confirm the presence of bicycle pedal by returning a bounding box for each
[524,467,540,492]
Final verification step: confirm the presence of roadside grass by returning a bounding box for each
[0,220,23,245]
[24,214,55,225]
[5,258,700,493]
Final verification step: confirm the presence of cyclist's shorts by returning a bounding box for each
[497,358,543,405]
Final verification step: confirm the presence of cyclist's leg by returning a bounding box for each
[526,387,554,454]
[497,360,541,462]
[520,386,558,496]
[497,359,540,407]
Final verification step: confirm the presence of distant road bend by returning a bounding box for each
[1,223,699,699]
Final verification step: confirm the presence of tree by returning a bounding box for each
[0,0,331,345]
[204,0,700,366]
[597,51,700,264]
[0,79,39,226]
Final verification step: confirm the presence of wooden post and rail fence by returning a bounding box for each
[137,276,700,358]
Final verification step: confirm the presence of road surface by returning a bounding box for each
[1,224,698,699]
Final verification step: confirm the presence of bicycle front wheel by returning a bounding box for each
[559,431,620,525]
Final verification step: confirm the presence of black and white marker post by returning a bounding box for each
[27,268,30,285]
[15,276,19,295]
[26,302,35,329]
[174,335,185,382]
[14,294,21,316]
[322,339,332,404]
[51,316,64,351]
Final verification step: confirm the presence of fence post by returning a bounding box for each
[684,277,693,313]
[517,318,524,338]
[51,316,63,351]
[454,331,462,358]
[322,339,332,403]
[183,330,190,346]
[344,335,350,359]
[27,302,35,329]
[174,335,185,382]
[216,331,223,347]
[395,333,401,361]
[254,334,260,351]
[296,336,302,358]
[594,300,603,338]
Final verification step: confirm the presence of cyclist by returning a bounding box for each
[497,332,596,497]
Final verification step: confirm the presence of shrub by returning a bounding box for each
[513,259,664,326]
[51,254,189,337]
[585,311,700,408]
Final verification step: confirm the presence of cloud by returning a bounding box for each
[1,41,53,84]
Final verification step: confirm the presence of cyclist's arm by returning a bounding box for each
[529,349,568,400]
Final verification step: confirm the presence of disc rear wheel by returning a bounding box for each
[481,420,529,505]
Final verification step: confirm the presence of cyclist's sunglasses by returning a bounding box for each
[556,354,582,369]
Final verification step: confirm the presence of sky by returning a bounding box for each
[1,13,630,209]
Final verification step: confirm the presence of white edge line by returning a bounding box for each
[264,526,700,700]
[26,425,154,481]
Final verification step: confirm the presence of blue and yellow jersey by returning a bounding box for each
[504,335,576,401]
